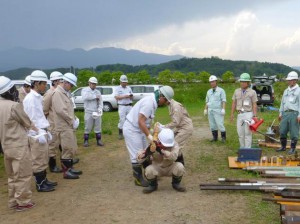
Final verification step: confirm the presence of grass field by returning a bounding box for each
[0,82,289,223]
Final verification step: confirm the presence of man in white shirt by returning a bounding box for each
[114,74,133,140]
[23,70,56,192]
[82,77,104,147]
[123,87,169,187]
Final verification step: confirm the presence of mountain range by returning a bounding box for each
[0,47,183,72]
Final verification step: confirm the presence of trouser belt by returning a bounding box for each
[118,104,132,106]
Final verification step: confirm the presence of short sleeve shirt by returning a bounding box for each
[232,88,258,111]
[205,86,226,110]
[115,85,133,105]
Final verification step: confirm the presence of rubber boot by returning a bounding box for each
[175,154,185,166]
[96,133,104,146]
[221,131,226,143]
[172,175,186,192]
[49,157,62,173]
[143,177,158,194]
[118,129,124,140]
[43,170,57,187]
[276,138,287,152]
[34,171,55,192]
[61,159,79,179]
[83,134,89,147]
[72,158,80,165]
[210,130,218,142]
[132,163,149,187]
[288,140,297,155]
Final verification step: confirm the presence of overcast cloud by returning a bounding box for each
[1,0,299,66]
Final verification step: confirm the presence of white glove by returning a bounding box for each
[204,109,208,116]
[47,132,52,141]
[221,109,225,115]
[73,117,80,129]
[98,109,103,117]
[162,149,171,157]
[157,122,165,131]
[37,129,47,145]
[27,129,37,137]
[147,134,153,142]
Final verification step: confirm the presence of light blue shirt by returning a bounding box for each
[279,84,300,117]
[205,86,226,110]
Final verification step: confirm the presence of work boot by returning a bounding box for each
[210,130,218,142]
[48,157,62,173]
[221,131,226,143]
[96,133,104,146]
[172,175,186,192]
[83,134,89,147]
[143,177,158,194]
[288,140,297,155]
[61,159,79,179]
[69,168,83,175]
[34,171,55,192]
[175,154,185,166]
[276,138,287,152]
[132,163,149,187]
[43,170,57,187]
[118,129,124,140]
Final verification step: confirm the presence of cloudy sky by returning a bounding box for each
[1,0,300,66]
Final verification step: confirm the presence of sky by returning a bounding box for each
[1,0,300,66]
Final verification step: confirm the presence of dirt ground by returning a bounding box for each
[0,117,268,224]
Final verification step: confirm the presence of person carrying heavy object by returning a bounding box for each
[23,70,57,192]
[204,75,227,142]
[0,76,37,211]
[277,71,300,155]
[82,77,104,147]
[123,87,169,187]
[137,128,186,193]
[115,74,133,140]
[52,73,81,179]
[230,73,258,148]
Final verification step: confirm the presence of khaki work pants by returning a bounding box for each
[237,112,253,148]
[29,137,49,173]
[57,129,77,159]
[145,162,185,179]
[4,146,33,207]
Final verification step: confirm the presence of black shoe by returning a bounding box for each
[118,129,124,140]
[50,166,62,173]
[276,138,287,152]
[288,148,296,155]
[221,132,226,143]
[49,157,62,173]
[34,171,55,192]
[45,178,57,187]
[143,178,158,194]
[64,170,80,179]
[69,168,82,175]
[97,140,104,146]
[61,159,80,180]
[210,131,218,142]
[172,175,186,192]
[132,163,149,187]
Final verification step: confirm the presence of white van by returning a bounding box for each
[130,85,163,101]
[72,86,118,112]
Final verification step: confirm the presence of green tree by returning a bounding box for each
[199,71,210,83]
[222,71,235,83]
[77,70,97,87]
[186,72,196,83]
[172,71,185,83]
[157,69,172,84]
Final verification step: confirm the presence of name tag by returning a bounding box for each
[289,96,295,102]
[243,100,250,106]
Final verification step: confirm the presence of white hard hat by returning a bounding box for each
[286,71,298,81]
[63,73,77,87]
[158,128,175,147]
[30,70,48,82]
[88,77,98,84]
[24,75,31,85]
[0,76,14,94]
[50,71,63,81]
[159,86,174,101]
[120,74,128,82]
[209,75,218,82]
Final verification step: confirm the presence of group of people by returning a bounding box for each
[204,71,300,155]
[0,69,299,212]
[0,70,81,212]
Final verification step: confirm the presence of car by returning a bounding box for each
[251,74,275,105]
[72,86,118,112]
[130,85,163,101]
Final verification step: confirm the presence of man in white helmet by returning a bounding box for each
[52,73,82,179]
[204,75,227,142]
[114,74,133,140]
[0,76,37,211]
[23,70,56,192]
[123,86,169,187]
[159,86,193,165]
[82,76,104,147]
[43,71,64,173]
[276,71,300,154]
[17,75,31,103]
[230,73,258,148]
[137,128,186,193]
